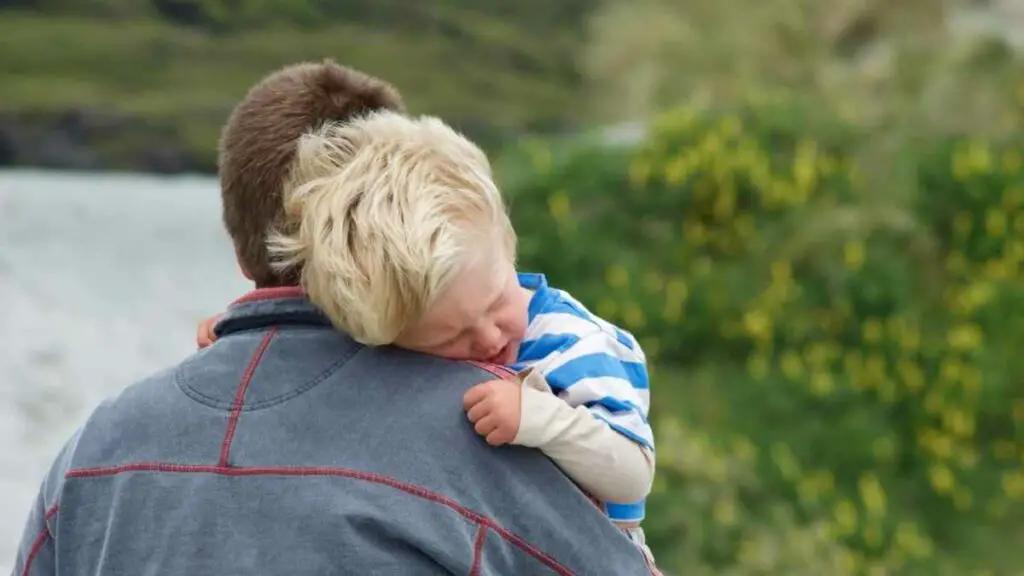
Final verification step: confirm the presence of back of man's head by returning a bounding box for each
[218,59,405,288]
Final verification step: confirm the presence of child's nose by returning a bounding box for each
[477,326,504,353]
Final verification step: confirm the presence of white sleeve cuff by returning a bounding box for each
[512,369,655,504]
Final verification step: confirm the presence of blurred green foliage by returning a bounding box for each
[504,92,1024,574]
[581,0,1024,139]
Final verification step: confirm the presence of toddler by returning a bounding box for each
[197,112,658,568]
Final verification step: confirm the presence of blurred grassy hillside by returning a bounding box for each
[2,0,1022,173]
[0,0,596,171]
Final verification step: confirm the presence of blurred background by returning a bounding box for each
[2,0,1024,574]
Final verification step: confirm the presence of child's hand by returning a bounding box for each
[196,314,222,349]
[462,379,522,446]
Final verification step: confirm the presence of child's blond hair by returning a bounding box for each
[267,111,515,346]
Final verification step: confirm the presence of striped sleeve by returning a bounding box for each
[527,326,654,450]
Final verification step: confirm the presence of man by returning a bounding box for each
[12,60,654,575]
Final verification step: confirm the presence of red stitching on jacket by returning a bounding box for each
[464,361,517,381]
[20,503,58,576]
[65,463,574,575]
[217,328,278,466]
[469,524,488,576]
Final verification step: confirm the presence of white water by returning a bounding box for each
[0,170,250,570]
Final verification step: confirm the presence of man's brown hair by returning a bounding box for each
[218,59,405,287]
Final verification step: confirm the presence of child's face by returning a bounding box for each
[395,254,530,365]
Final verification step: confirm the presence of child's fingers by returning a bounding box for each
[486,427,514,446]
[466,401,491,423]
[473,415,500,437]
[196,323,213,349]
[196,316,219,349]
[462,382,496,410]
[197,334,212,349]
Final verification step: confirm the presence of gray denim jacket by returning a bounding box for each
[12,287,654,575]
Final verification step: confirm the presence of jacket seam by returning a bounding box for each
[64,463,575,575]
[174,351,354,412]
[469,524,488,576]
[174,335,358,413]
[218,328,278,466]
[20,503,59,576]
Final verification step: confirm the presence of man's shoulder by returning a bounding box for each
[47,338,653,575]
[71,341,510,461]
[67,361,200,466]
[90,362,183,420]
[355,345,516,387]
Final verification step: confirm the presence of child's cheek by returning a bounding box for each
[452,339,486,362]
[509,293,531,337]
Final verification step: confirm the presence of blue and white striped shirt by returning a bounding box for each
[512,272,653,522]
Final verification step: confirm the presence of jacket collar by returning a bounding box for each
[215,287,333,337]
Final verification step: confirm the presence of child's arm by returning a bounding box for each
[462,327,655,505]
[514,367,654,504]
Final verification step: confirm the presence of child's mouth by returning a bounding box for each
[486,344,511,365]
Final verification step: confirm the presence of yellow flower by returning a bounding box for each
[605,265,629,288]
[895,522,934,559]
[941,408,975,438]
[967,139,993,173]
[858,473,887,517]
[947,324,983,351]
[712,497,737,526]
[810,371,835,397]
[731,437,757,462]
[719,116,741,138]
[862,317,883,343]
[663,155,688,186]
[771,442,801,480]
[596,299,617,320]
[834,499,858,535]
[1013,399,1024,422]
[844,241,865,270]
[863,523,883,549]
[985,209,1008,237]
[896,361,924,393]
[793,139,818,193]
[547,192,571,222]
[959,281,995,314]
[1002,471,1024,498]
[929,464,955,494]
[662,278,687,322]
[525,139,552,173]
[623,303,645,330]
[743,310,772,341]
[780,350,804,380]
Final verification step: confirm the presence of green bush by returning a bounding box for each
[504,98,1024,574]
